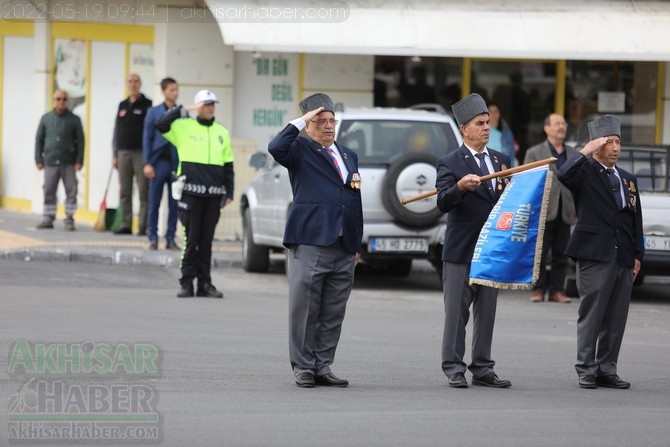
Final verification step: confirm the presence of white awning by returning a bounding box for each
[204,0,670,61]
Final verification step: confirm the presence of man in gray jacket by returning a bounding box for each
[35,89,85,230]
[524,113,576,303]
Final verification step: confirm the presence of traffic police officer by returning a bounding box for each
[156,90,235,298]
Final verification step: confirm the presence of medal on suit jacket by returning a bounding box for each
[624,178,637,211]
[498,164,509,191]
[350,172,361,190]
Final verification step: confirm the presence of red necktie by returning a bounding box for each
[327,148,344,180]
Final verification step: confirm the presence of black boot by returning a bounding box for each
[177,282,194,298]
[196,282,223,298]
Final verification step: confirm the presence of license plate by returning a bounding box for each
[645,235,670,251]
[369,237,428,253]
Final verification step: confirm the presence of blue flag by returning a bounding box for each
[469,166,552,289]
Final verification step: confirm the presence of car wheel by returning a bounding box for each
[242,208,270,272]
[381,153,443,227]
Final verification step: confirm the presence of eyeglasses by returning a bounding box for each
[54,97,68,101]
[310,119,338,126]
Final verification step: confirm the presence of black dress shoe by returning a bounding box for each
[196,283,223,298]
[447,373,468,388]
[578,375,597,389]
[165,240,180,250]
[149,241,158,250]
[295,372,315,388]
[177,283,194,298]
[596,374,630,389]
[113,227,132,235]
[315,372,349,387]
[472,372,511,388]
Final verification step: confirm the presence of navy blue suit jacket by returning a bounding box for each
[558,154,644,267]
[143,103,179,171]
[435,146,511,263]
[268,124,363,254]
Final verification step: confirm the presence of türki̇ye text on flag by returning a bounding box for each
[469,166,552,289]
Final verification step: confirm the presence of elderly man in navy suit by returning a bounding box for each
[558,115,644,390]
[269,93,363,389]
[436,93,512,389]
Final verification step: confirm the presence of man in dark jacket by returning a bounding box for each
[143,77,180,250]
[558,115,644,390]
[112,73,152,235]
[35,89,84,230]
[268,93,363,389]
[436,93,512,389]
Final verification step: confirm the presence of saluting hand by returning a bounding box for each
[302,107,324,125]
[580,136,608,156]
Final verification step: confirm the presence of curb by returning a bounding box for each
[0,247,243,269]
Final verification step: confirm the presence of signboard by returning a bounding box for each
[233,52,299,154]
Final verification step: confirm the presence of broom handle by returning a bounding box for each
[101,166,114,202]
[400,157,557,205]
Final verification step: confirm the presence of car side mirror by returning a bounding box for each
[249,152,268,170]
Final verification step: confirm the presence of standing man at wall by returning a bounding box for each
[143,77,180,250]
[35,89,84,231]
[524,113,576,303]
[155,90,234,298]
[112,73,152,235]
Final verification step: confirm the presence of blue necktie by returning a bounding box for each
[606,168,624,209]
[476,153,494,197]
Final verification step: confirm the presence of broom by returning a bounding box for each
[93,167,114,231]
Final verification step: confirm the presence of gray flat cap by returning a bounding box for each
[588,114,621,139]
[451,93,488,126]
[299,93,335,114]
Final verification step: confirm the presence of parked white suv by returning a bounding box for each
[618,144,670,284]
[565,144,670,294]
[240,106,462,277]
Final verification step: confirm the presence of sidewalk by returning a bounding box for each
[0,208,242,268]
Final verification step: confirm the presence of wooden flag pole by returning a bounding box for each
[400,157,557,205]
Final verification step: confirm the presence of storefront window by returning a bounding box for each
[374,56,462,109]
[566,61,658,145]
[373,58,660,154]
[470,60,556,163]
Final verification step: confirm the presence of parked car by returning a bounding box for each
[240,106,462,277]
[565,144,670,294]
[618,144,670,284]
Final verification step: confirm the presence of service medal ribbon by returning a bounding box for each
[350,172,361,190]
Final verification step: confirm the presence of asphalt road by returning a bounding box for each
[1,259,669,447]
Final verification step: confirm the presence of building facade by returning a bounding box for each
[1,0,669,238]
